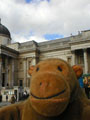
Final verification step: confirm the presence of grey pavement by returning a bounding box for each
[0,101,11,108]
[0,101,21,108]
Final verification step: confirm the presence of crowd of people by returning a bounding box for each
[0,90,29,104]
[72,65,90,99]
[19,90,29,101]
[79,75,90,99]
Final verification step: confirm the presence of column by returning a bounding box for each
[5,57,8,87]
[72,51,76,65]
[27,58,32,88]
[83,49,88,74]
[31,57,36,66]
[11,59,15,87]
[0,57,2,90]
[26,59,29,87]
[23,58,27,87]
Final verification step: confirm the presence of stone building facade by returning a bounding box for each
[0,21,90,101]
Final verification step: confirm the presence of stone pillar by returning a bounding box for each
[11,59,15,87]
[23,58,27,87]
[0,57,2,89]
[5,57,8,87]
[83,49,88,74]
[31,57,36,66]
[72,51,76,65]
[26,59,29,87]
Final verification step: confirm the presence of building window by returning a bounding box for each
[76,50,84,65]
[2,73,5,87]
[67,57,71,65]
[19,80,23,87]
[19,62,23,69]
[78,55,84,64]
[28,61,31,69]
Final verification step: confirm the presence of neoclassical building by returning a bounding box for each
[0,21,90,101]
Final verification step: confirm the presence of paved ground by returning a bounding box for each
[0,101,23,108]
[0,102,11,108]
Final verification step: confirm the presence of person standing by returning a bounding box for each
[78,76,84,88]
[0,92,2,102]
[10,95,16,104]
[6,94,8,102]
[83,77,90,99]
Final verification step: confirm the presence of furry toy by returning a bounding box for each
[0,58,90,120]
[72,65,83,79]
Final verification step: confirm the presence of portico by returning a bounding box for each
[71,48,90,74]
[0,45,18,90]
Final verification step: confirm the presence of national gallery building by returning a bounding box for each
[0,21,90,101]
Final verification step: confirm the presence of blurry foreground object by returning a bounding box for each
[0,58,90,120]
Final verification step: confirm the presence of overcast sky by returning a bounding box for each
[0,0,90,43]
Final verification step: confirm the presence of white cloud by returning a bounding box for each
[0,0,90,43]
[12,33,48,43]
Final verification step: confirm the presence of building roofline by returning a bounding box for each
[0,44,19,54]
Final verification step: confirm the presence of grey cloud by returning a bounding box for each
[0,0,90,42]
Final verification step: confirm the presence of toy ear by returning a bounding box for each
[72,65,83,79]
[28,65,35,76]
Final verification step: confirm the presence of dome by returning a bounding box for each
[0,20,11,38]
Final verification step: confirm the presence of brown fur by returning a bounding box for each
[72,65,83,79]
[0,58,90,120]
